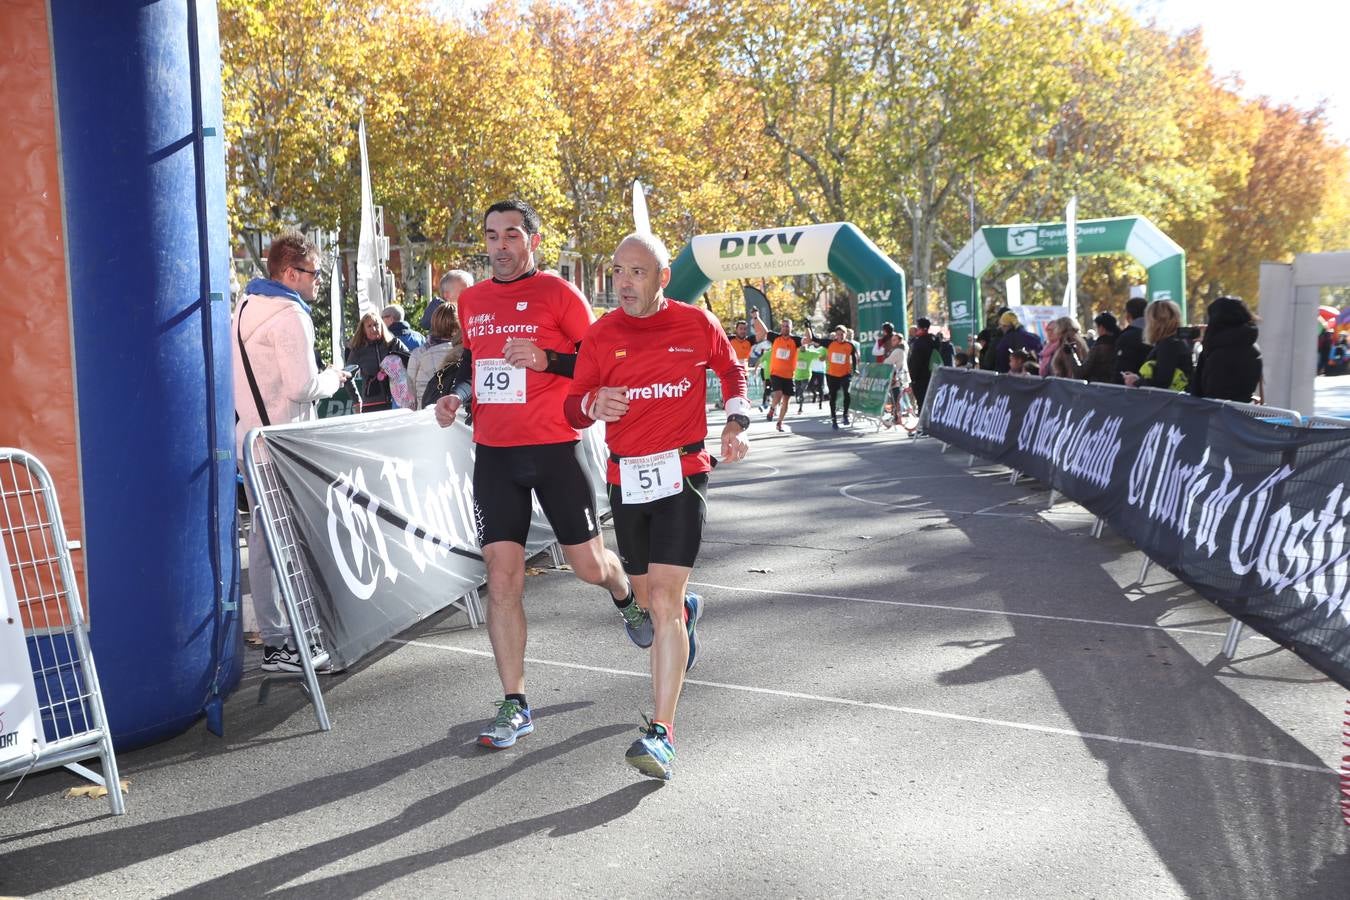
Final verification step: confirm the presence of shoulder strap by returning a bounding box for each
[236,299,271,427]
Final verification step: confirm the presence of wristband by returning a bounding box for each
[724,396,752,417]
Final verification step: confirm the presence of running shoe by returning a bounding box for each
[478,699,533,748]
[684,592,704,672]
[625,718,675,781]
[261,643,302,673]
[618,597,654,648]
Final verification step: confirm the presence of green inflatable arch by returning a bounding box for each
[944,215,1186,347]
[667,222,906,347]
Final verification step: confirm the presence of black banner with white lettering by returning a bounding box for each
[922,368,1350,689]
[257,411,610,670]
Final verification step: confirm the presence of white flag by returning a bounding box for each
[356,114,384,321]
[1006,273,1022,307]
[1063,195,1078,309]
[329,251,343,365]
[632,179,650,234]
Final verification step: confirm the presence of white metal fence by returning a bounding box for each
[0,448,124,815]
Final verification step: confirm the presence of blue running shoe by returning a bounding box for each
[617,596,653,648]
[684,592,704,672]
[625,718,675,781]
[478,699,533,749]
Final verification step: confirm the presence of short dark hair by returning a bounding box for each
[916,317,931,330]
[1125,297,1147,321]
[484,199,541,235]
[266,231,318,280]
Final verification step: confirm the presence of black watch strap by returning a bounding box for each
[727,413,751,429]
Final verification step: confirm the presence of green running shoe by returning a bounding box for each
[625,718,675,781]
[618,596,653,648]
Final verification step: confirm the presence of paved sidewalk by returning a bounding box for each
[2,408,1347,898]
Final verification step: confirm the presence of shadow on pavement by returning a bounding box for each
[916,459,1349,899]
[0,702,620,897]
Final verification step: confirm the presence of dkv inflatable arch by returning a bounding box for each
[667,223,907,346]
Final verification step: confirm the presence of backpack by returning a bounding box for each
[421,361,458,409]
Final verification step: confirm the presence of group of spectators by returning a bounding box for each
[964,295,1263,404]
[340,270,475,413]
[328,281,1264,420]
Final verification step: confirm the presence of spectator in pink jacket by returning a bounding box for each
[231,232,349,672]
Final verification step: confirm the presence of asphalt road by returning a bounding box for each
[2,405,1348,898]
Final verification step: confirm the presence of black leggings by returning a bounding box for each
[827,373,852,420]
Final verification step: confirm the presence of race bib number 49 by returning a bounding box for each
[476,358,526,404]
[619,450,682,504]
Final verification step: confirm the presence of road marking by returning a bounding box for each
[839,478,1053,517]
[394,639,1330,775]
[713,460,781,481]
[686,581,1250,639]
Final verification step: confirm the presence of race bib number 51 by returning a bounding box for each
[476,358,526,404]
[619,450,682,504]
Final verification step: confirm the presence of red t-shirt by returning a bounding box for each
[457,270,594,447]
[567,301,747,485]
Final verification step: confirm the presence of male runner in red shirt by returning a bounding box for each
[433,199,635,750]
[564,232,751,781]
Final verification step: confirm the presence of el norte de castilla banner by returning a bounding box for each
[922,368,1350,689]
[253,411,610,670]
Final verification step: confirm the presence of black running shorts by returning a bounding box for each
[473,441,600,547]
[769,375,795,395]
[606,473,708,575]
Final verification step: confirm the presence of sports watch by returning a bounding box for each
[726,413,751,430]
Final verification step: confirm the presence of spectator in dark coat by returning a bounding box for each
[1082,312,1120,383]
[1123,300,1192,392]
[907,317,937,411]
[973,307,1009,370]
[344,313,409,413]
[993,311,1043,372]
[1191,296,1262,402]
[1114,296,1149,381]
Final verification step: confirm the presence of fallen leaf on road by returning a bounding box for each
[748,567,772,574]
[64,779,129,800]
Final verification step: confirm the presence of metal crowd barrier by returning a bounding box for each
[241,432,336,731]
[238,416,597,732]
[0,449,124,815]
[934,375,1327,663]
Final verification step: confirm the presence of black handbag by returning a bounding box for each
[421,361,457,409]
